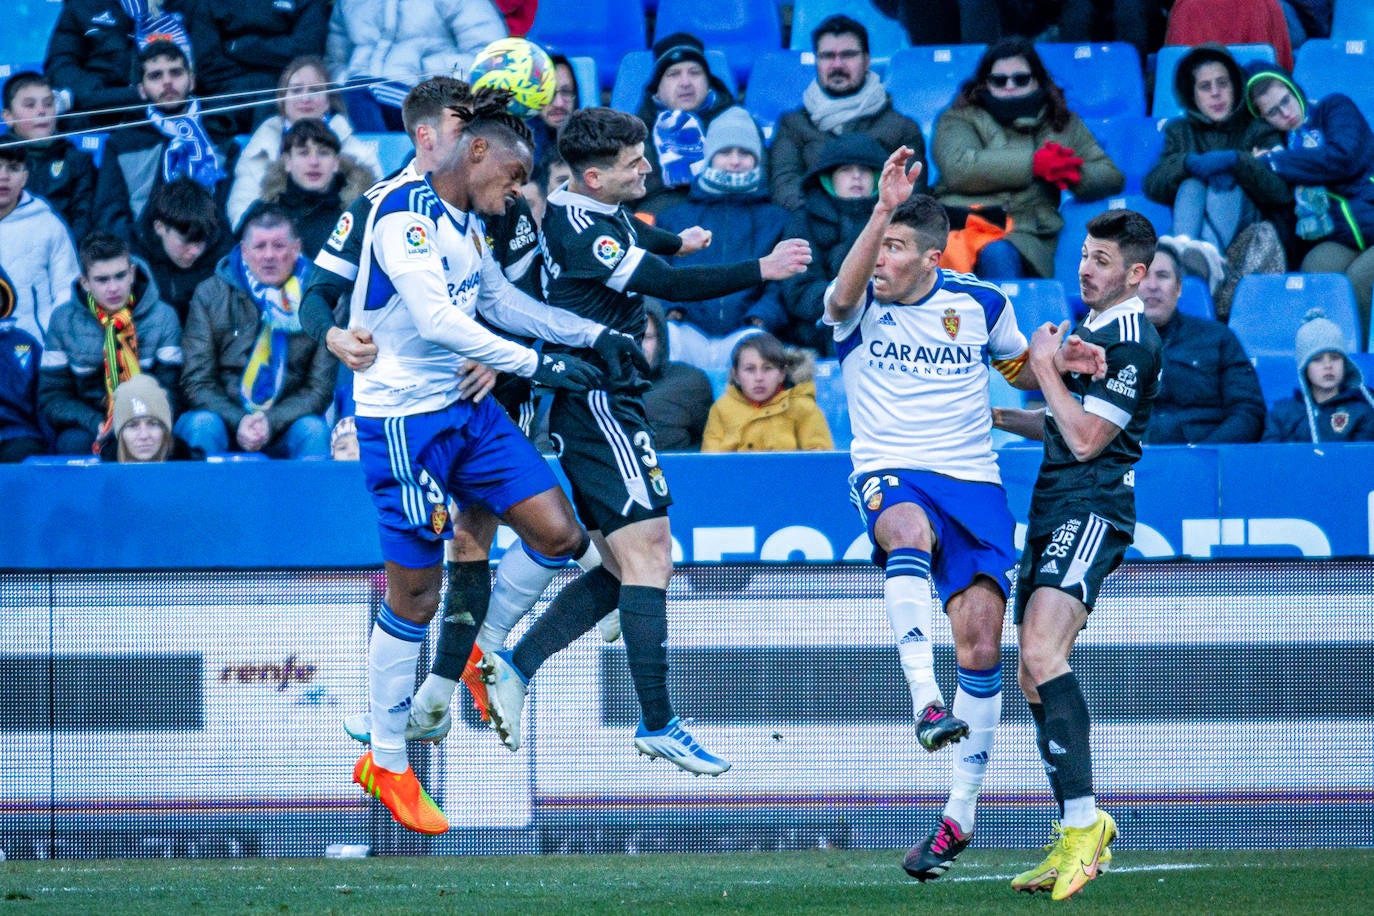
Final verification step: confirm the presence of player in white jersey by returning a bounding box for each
[342,87,646,836]
[824,147,1106,881]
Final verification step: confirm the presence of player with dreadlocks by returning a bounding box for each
[338,84,646,834]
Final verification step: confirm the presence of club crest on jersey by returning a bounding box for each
[404,223,430,258]
[648,466,669,497]
[429,503,449,535]
[1332,409,1350,433]
[327,212,353,251]
[942,308,960,340]
[50,160,64,179]
[593,235,624,268]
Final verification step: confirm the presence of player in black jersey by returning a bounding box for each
[478,108,812,775]
[995,209,1162,900]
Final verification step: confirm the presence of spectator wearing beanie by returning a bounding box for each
[1263,308,1374,442]
[635,31,741,216]
[655,106,791,370]
[105,373,187,462]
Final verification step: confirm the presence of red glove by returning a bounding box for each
[1032,142,1084,190]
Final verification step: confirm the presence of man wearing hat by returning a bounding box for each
[655,106,791,370]
[0,263,48,462]
[770,15,926,211]
[635,31,742,216]
[1263,308,1374,443]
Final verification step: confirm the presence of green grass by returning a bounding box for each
[4,850,1374,914]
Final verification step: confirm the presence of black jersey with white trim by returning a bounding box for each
[1028,296,1163,538]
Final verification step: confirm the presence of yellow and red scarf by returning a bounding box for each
[87,292,141,448]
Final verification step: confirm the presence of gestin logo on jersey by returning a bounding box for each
[404,223,430,259]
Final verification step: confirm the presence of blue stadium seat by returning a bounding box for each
[1036,42,1145,119]
[1332,1,1374,42]
[1351,351,1374,386]
[1151,43,1276,120]
[1053,195,1172,292]
[654,0,783,86]
[1081,116,1165,194]
[0,1,60,77]
[788,0,908,62]
[743,51,814,144]
[1177,275,1215,321]
[527,0,647,92]
[75,131,107,168]
[566,56,601,110]
[1229,273,1362,360]
[355,132,412,175]
[988,368,1027,447]
[610,49,737,115]
[1293,39,1374,129]
[1250,353,1296,407]
[998,279,1071,334]
[885,45,986,136]
[811,358,851,449]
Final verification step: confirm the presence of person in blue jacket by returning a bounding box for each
[1263,308,1374,443]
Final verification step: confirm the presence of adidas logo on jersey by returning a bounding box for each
[898,626,928,645]
[1039,559,1060,575]
[878,312,897,326]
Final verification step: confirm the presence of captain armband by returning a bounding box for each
[993,351,1028,383]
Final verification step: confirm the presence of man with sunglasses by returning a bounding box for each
[770,15,927,210]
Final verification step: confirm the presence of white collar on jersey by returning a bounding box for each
[547,183,621,215]
[1082,294,1144,330]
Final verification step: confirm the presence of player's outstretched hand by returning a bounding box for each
[327,326,378,371]
[530,352,604,392]
[878,146,922,211]
[678,226,713,255]
[1056,332,1108,380]
[760,238,812,280]
[592,328,651,388]
[457,360,497,403]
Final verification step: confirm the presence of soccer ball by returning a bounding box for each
[469,38,557,119]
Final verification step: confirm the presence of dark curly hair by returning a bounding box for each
[951,36,1071,132]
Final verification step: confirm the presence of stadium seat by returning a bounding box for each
[1332,1,1374,42]
[743,51,814,144]
[1036,42,1146,119]
[527,0,647,92]
[988,367,1026,447]
[0,1,60,78]
[789,0,908,62]
[1293,39,1374,129]
[1251,353,1297,407]
[609,49,737,115]
[1177,275,1216,321]
[1081,116,1165,194]
[1053,195,1172,293]
[1228,273,1362,359]
[654,0,783,86]
[811,358,851,449]
[75,131,107,168]
[355,132,412,175]
[1151,43,1276,120]
[998,279,1071,333]
[566,56,601,110]
[885,45,986,137]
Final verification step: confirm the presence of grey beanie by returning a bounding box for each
[1294,307,1348,371]
[703,106,762,164]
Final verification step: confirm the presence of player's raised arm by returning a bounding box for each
[827,147,921,323]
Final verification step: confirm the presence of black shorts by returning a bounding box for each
[549,389,672,535]
[1014,512,1131,623]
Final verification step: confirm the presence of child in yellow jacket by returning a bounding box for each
[702,332,834,452]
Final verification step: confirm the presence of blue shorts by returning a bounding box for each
[357,397,558,568]
[851,468,1018,602]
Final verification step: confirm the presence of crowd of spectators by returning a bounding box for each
[1,0,1372,465]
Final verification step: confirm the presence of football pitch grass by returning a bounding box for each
[4,849,1374,914]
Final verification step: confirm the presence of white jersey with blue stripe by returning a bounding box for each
[827,270,1028,484]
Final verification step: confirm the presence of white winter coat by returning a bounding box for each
[326,0,508,85]
[0,193,80,343]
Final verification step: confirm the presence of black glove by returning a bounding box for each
[529,352,603,392]
[591,328,651,388]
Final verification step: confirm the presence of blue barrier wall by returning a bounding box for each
[2,443,1372,569]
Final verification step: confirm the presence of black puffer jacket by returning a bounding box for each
[1145,310,1266,444]
[43,0,144,120]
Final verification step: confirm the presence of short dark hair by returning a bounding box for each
[812,14,869,55]
[78,231,131,273]
[558,107,647,173]
[891,194,950,253]
[137,40,190,78]
[0,142,28,166]
[146,177,221,245]
[281,117,342,156]
[1085,209,1158,272]
[401,76,464,139]
[240,202,299,242]
[2,71,49,111]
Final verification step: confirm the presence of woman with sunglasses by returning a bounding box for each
[931,37,1123,280]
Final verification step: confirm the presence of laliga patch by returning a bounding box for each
[593,235,624,268]
[942,307,960,340]
[327,212,353,251]
[404,223,431,259]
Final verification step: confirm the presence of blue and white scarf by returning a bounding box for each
[233,246,309,412]
[119,0,193,60]
[651,91,717,188]
[148,98,224,191]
